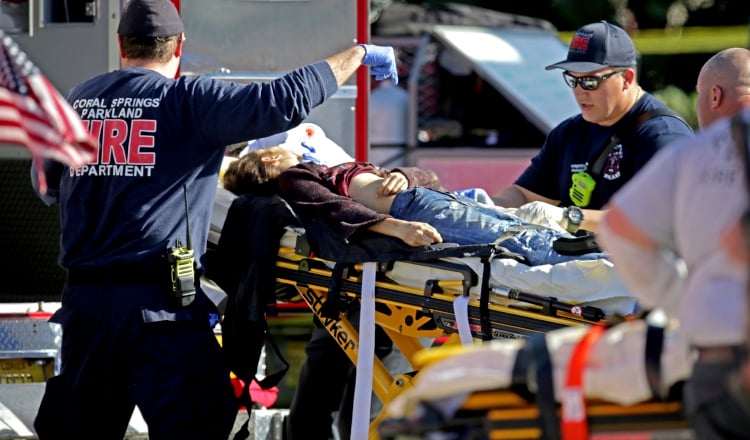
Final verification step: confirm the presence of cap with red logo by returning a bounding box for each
[545,21,636,73]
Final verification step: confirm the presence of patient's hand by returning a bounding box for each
[378,172,408,196]
[370,218,442,247]
[398,220,443,247]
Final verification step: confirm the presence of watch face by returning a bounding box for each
[568,207,583,225]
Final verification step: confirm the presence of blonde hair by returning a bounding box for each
[222,146,288,195]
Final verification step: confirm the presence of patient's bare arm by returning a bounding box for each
[369,217,443,247]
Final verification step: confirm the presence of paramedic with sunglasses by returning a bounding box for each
[491,21,693,233]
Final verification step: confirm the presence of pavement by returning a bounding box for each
[0,384,287,440]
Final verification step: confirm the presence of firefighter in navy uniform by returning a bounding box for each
[29,0,399,439]
[492,21,693,233]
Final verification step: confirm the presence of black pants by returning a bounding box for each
[684,350,750,439]
[34,282,236,440]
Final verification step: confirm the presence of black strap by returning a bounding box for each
[511,344,531,386]
[232,408,251,440]
[644,321,665,400]
[589,135,620,181]
[590,108,690,180]
[479,253,493,341]
[529,334,560,440]
[509,344,536,402]
[232,319,290,440]
[320,263,346,319]
[552,230,601,256]
[256,324,290,390]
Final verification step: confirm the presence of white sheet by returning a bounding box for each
[387,255,635,316]
[386,315,693,419]
[280,230,636,316]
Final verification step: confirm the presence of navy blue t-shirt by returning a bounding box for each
[37,62,336,269]
[514,93,694,210]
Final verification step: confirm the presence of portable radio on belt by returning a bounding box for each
[168,185,196,307]
[569,171,596,208]
[168,238,195,307]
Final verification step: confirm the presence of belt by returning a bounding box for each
[696,345,745,363]
[67,265,167,286]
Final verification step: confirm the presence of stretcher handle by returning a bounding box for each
[507,289,605,321]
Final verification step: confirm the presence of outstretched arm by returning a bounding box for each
[325,44,398,87]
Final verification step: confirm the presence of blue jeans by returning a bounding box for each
[390,187,607,266]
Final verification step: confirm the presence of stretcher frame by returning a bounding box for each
[378,391,691,439]
[276,238,601,438]
[273,238,692,439]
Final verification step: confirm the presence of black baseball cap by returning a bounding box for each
[545,21,636,73]
[117,0,184,37]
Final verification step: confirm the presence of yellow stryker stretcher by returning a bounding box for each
[272,230,693,439]
[211,194,692,439]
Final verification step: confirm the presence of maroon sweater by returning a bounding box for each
[278,162,444,239]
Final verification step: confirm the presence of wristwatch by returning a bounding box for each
[561,206,584,234]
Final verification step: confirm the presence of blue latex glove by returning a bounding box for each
[359,44,398,85]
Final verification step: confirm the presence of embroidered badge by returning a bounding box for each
[602,144,623,180]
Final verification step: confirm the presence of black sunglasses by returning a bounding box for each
[562,68,626,91]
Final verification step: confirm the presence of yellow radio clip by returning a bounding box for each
[569,171,596,208]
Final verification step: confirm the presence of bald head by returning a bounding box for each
[695,47,750,128]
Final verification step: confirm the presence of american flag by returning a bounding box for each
[0,30,97,194]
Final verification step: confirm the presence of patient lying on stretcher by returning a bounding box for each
[222,146,608,267]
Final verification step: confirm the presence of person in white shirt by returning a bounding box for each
[598,48,750,439]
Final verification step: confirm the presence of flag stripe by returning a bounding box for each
[0,30,98,194]
[0,92,75,156]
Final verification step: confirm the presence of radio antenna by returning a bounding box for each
[183,184,192,249]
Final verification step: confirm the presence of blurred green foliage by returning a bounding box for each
[395,0,747,122]
[405,0,750,31]
[652,85,698,129]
